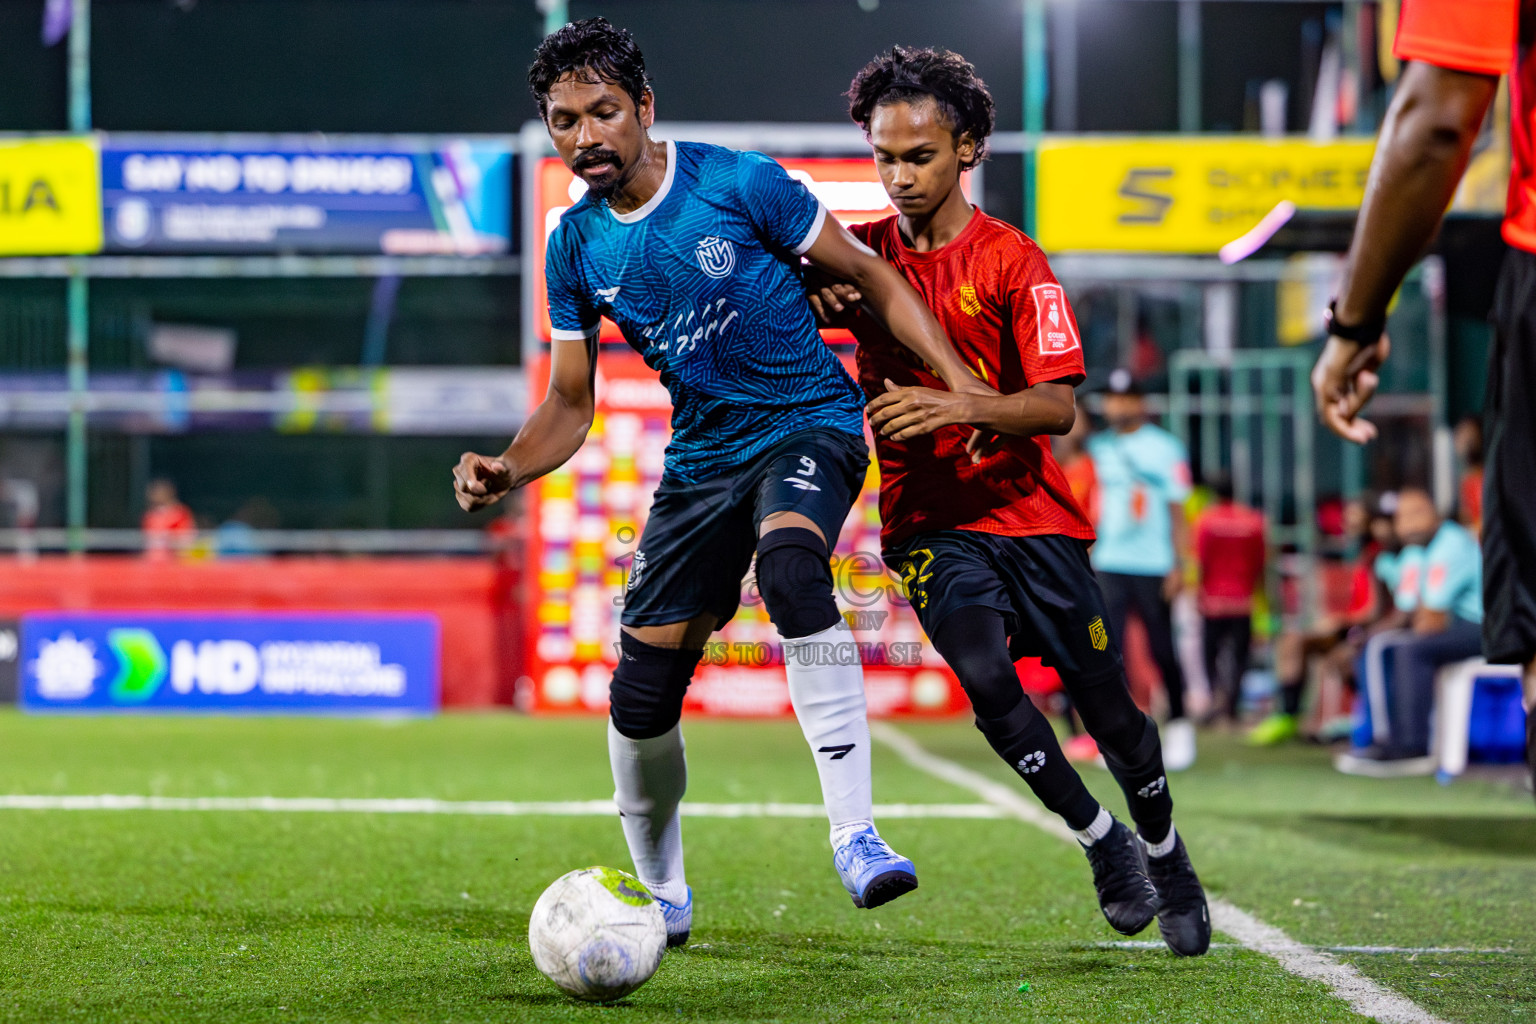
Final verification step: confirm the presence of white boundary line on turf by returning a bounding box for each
[0,794,1002,820]
[869,722,1452,1024]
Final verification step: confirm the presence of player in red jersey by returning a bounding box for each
[1191,474,1267,723]
[1310,0,1536,796]
[810,47,1209,955]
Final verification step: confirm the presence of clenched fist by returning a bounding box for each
[453,452,514,512]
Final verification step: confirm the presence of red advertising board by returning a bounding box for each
[524,348,975,718]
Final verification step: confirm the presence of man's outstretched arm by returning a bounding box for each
[453,335,596,511]
[802,217,992,395]
[1314,60,1498,442]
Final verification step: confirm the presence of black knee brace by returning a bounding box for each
[755,527,840,639]
[608,632,705,740]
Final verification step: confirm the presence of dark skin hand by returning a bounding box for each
[867,377,1077,443]
[1313,60,1499,443]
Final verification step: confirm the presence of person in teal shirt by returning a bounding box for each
[1086,370,1196,770]
[1338,489,1484,775]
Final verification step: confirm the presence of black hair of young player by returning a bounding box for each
[846,46,996,170]
[528,17,651,121]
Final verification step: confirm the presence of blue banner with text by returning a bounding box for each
[20,613,439,714]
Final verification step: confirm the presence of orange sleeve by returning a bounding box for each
[1395,0,1517,75]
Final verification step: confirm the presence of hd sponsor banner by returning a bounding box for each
[100,136,511,254]
[0,136,103,256]
[20,613,439,713]
[1034,136,1377,253]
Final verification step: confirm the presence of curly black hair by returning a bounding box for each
[846,47,995,169]
[528,17,651,121]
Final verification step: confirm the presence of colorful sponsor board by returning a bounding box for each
[0,136,103,256]
[20,613,438,714]
[100,137,511,254]
[524,347,970,718]
[1035,136,1377,253]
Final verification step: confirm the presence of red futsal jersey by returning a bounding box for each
[1395,0,1536,253]
[848,209,1095,549]
[1192,500,1267,618]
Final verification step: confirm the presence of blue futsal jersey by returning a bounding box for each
[544,140,866,483]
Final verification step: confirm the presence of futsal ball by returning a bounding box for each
[527,866,668,1002]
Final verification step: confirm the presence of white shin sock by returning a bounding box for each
[607,720,689,905]
[782,622,876,847]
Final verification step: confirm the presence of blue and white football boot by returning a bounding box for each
[653,886,692,948]
[832,827,918,909]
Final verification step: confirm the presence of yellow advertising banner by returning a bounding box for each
[0,136,103,256]
[1035,136,1377,254]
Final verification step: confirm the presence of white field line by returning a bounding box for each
[0,793,1001,820]
[869,722,1452,1024]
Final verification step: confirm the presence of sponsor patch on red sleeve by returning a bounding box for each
[1030,283,1081,356]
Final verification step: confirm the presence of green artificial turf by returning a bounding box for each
[0,713,1529,1023]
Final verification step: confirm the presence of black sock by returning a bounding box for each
[1099,713,1174,844]
[975,698,1102,832]
[1281,681,1304,717]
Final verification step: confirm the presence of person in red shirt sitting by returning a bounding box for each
[140,478,195,561]
[1249,493,1398,745]
[1192,474,1266,723]
[810,46,1209,956]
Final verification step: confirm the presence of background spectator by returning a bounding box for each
[1087,369,1196,769]
[1455,415,1484,538]
[141,478,195,561]
[1250,493,1398,745]
[1336,488,1484,776]
[1192,473,1266,723]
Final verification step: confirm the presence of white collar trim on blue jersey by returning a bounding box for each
[608,139,676,225]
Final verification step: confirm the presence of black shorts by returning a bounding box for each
[1485,247,1536,664]
[620,428,868,630]
[884,530,1124,682]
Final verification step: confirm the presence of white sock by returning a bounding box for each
[608,720,688,906]
[1140,823,1178,860]
[781,622,876,847]
[1072,805,1114,846]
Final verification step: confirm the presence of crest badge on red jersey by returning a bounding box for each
[958,284,982,317]
[1030,283,1081,355]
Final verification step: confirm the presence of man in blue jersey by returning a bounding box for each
[452,19,991,944]
[1337,488,1484,776]
[1087,370,1197,771]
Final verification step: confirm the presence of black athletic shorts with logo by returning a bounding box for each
[884,530,1124,682]
[1484,246,1536,664]
[620,428,868,630]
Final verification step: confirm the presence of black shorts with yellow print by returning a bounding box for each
[884,530,1124,683]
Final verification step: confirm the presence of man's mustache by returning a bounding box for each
[575,149,621,171]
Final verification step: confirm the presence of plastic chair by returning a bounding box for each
[1433,658,1525,782]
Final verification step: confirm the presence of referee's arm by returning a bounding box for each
[1313,61,1498,443]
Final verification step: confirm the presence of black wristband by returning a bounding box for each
[1324,300,1386,346]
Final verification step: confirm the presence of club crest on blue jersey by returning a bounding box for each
[695,236,736,279]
